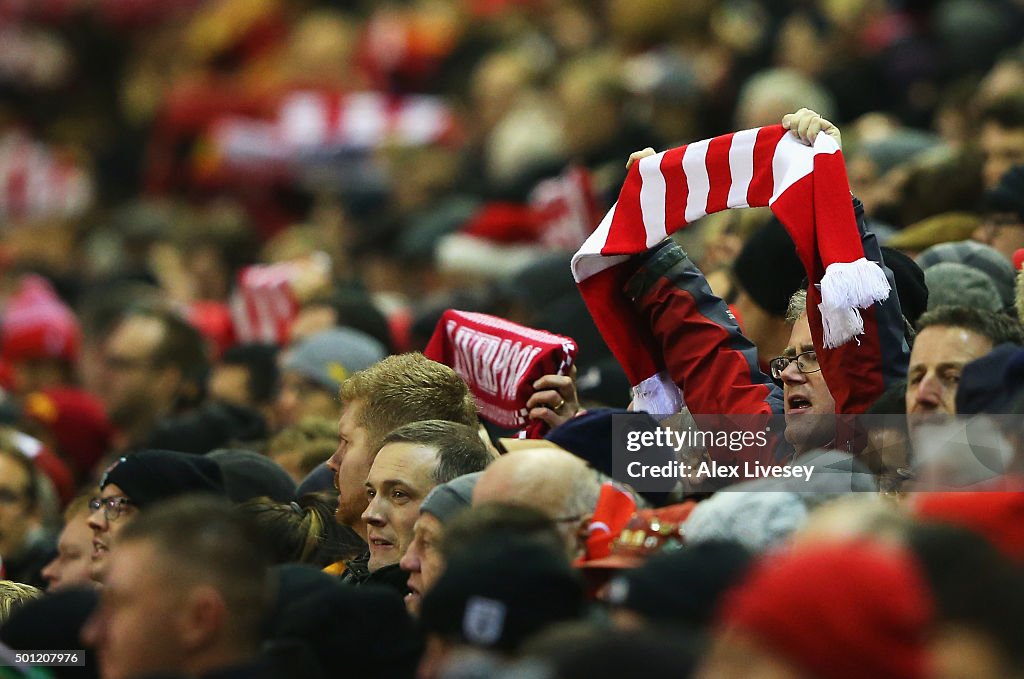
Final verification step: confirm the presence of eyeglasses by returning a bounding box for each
[89,496,134,522]
[769,350,821,380]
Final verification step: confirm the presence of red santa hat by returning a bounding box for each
[572,125,890,412]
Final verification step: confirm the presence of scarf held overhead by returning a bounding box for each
[571,125,890,414]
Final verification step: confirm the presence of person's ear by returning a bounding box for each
[178,585,227,650]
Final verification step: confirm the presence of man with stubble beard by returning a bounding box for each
[325,353,479,587]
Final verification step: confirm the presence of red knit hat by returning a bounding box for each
[911,477,1024,562]
[1,275,80,364]
[717,541,933,679]
[23,387,113,480]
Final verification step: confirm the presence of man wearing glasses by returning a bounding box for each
[97,307,209,452]
[624,109,911,461]
[767,291,837,455]
[472,446,602,560]
[87,449,226,584]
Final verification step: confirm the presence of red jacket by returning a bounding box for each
[624,198,909,462]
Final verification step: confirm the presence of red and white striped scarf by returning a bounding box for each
[424,310,577,438]
[572,125,890,413]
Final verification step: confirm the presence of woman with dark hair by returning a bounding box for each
[239,492,364,567]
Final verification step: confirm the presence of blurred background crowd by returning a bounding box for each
[1,0,1022,366]
[1,1,1024,678]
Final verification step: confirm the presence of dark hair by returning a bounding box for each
[221,343,280,405]
[127,306,210,408]
[907,522,1024,669]
[238,492,364,566]
[117,495,270,648]
[313,290,394,354]
[916,306,1024,346]
[441,502,564,561]
[380,420,492,485]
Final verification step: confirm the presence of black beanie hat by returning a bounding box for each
[606,540,752,628]
[207,448,296,503]
[100,449,226,508]
[419,536,585,653]
[880,246,928,329]
[265,576,421,679]
[732,218,806,317]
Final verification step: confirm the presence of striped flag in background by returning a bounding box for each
[230,262,299,346]
[0,131,92,223]
[211,90,458,172]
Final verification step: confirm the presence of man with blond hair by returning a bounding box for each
[327,353,478,538]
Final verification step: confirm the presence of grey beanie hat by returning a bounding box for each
[683,490,808,553]
[280,327,386,393]
[924,262,1003,312]
[419,472,482,525]
[916,240,1015,310]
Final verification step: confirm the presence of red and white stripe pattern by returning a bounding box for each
[279,91,453,150]
[212,90,456,171]
[572,124,890,413]
[0,131,92,222]
[229,263,299,345]
[529,165,600,250]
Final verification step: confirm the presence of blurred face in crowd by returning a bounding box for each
[87,483,139,583]
[979,121,1024,189]
[83,539,187,679]
[362,442,439,572]
[972,211,1024,263]
[905,325,992,422]
[99,316,174,429]
[327,400,375,537]
[0,453,37,558]
[209,364,252,409]
[42,508,94,591]
[779,314,836,454]
[932,627,1022,679]
[274,372,337,428]
[288,304,337,345]
[10,358,69,397]
[399,512,445,615]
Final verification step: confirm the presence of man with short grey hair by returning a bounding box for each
[472,446,601,559]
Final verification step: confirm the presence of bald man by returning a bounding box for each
[472,447,601,559]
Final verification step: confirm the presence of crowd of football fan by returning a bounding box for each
[2,1,1024,678]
